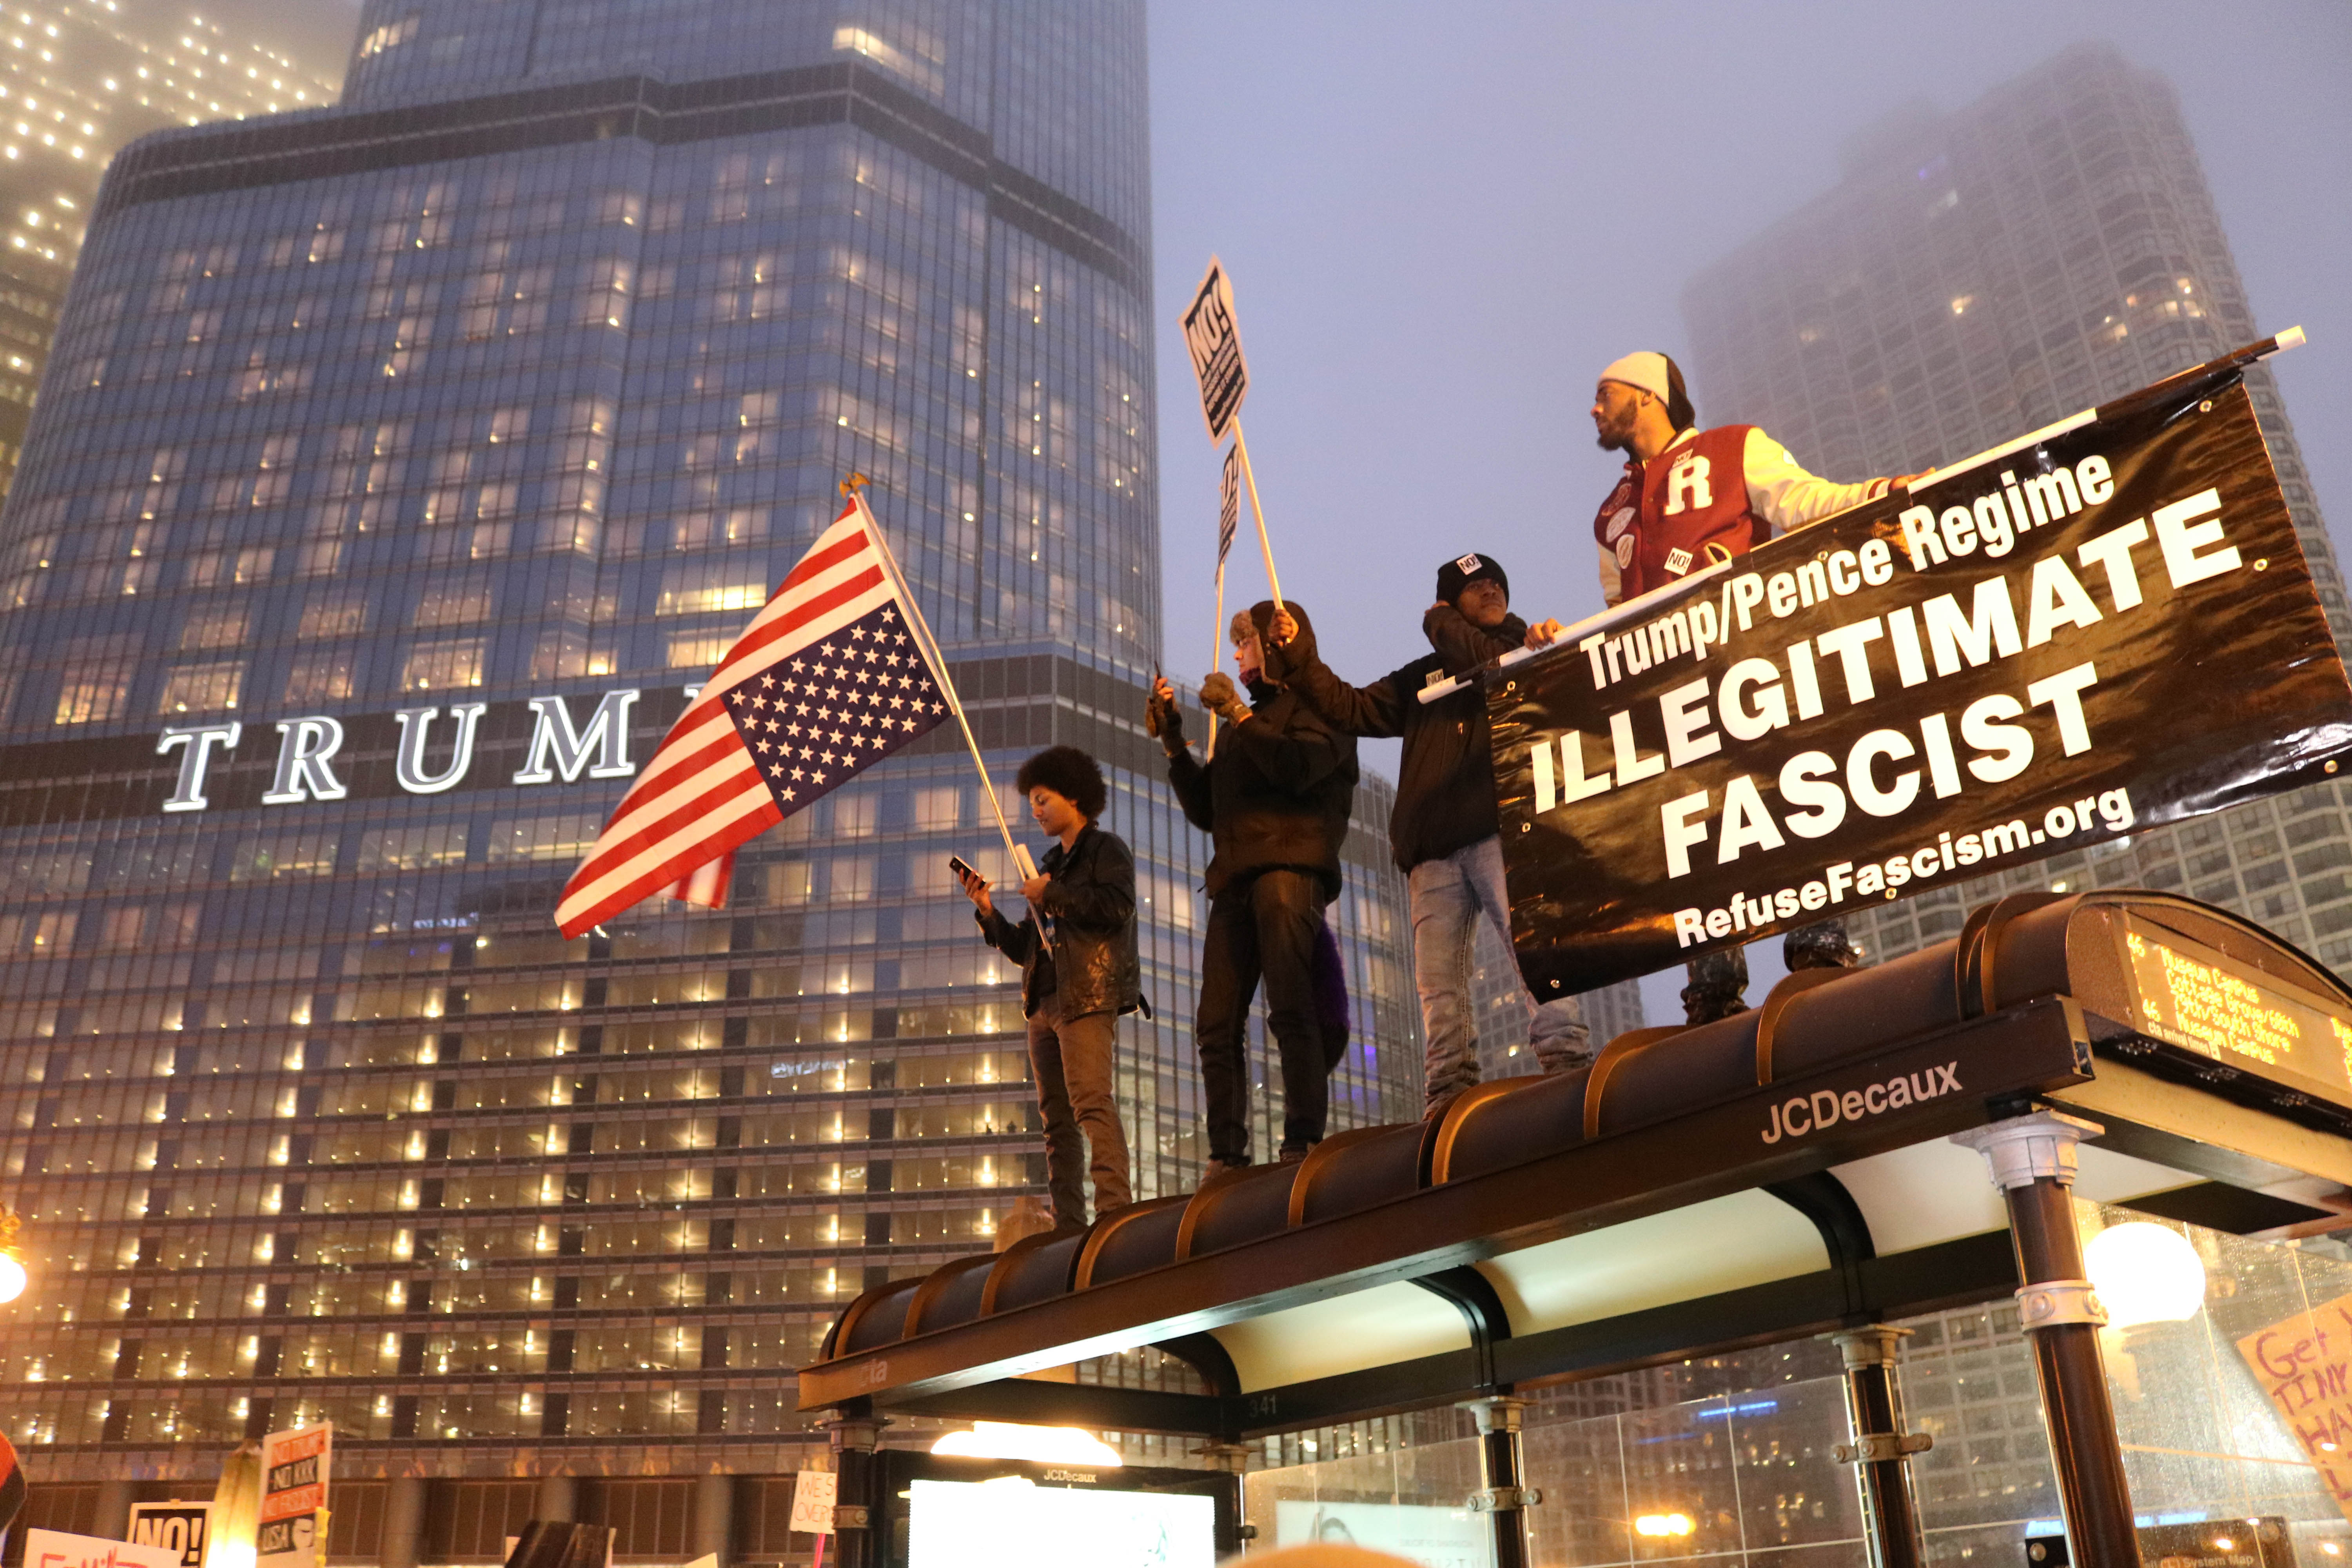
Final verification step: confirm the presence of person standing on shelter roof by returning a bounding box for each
[1262,554,1593,1116]
[958,746,1144,1231]
[1576,350,1925,1023]
[1147,602,1359,1176]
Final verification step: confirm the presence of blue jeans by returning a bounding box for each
[1409,835,1592,1107]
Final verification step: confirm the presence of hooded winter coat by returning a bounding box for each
[1165,601,1359,900]
[1261,601,1526,871]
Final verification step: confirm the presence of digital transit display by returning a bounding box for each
[2121,916,2352,1110]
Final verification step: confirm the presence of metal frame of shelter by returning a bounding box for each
[799,890,2352,1567]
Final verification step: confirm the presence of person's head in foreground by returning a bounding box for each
[1223,1547,1420,1568]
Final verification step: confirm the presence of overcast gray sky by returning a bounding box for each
[1144,0,2352,1017]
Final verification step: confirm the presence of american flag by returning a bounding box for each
[555,495,952,938]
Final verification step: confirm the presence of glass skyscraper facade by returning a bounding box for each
[0,0,341,500]
[1682,42,2352,977]
[0,3,1422,1559]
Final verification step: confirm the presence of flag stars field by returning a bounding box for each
[721,605,946,797]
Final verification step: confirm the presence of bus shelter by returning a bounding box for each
[800,890,2352,1567]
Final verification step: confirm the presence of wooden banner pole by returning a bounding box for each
[1232,420,1283,610]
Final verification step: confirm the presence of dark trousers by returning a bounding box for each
[1025,996,1132,1229]
[1196,868,1330,1163]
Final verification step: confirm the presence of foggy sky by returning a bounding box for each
[1145,1,2352,1016]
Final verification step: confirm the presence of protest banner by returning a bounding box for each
[255,1424,330,1568]
[789,1469,837,1537]
[1491,341,2352,997]
[1181,256,1282,615]
[1180,258,1248,443]
[1218,442,1240,570]
[23,1532,179,1568]
[126,1503,212,1568]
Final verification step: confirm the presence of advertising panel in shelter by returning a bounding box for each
[1492,366,2352,998]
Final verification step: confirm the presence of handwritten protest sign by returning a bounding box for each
[24,1530,181,1568]
[2235,1290,2352,1520]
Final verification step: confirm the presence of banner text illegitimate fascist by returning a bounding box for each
[1524,450,2249,933]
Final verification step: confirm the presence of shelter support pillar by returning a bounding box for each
[691,1474,732,1568]
[379,1474,428,1568]
[534,1475,576,1523]
[1826,1326,1929,1568]
[822,1408,888,1568]
[93,1481,135,1541]
[1953,1111,2136,1568]
[1461,1396,1537,1568]
[1194,1442,1254,1554]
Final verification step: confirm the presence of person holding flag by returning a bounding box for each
[955,745,1143,1232]
[1149,602,1357,1174]
[1583,350,1924,1021]
[1263,554,1592,1114]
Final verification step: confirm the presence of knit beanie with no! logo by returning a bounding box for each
[1434,552,1508,607]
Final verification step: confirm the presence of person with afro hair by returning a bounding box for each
[956,744,1144,1229]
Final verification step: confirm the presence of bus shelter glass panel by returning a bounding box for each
[2083,1200,2352,1563]
[1903,1200,2352,1567]
[1901,1297,2064,1564]
[1243,1434,1493,1564]
[1521,1377,1867,1568]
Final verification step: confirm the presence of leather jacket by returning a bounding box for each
[975,824,1146,1020]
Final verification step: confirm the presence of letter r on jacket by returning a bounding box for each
[1665,454,1713,516]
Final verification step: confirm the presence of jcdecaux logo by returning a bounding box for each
[1760,1062,1960,1144]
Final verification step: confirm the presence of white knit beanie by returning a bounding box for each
[1598,350,1672,403]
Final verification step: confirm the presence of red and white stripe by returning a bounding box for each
[555,497,898,938]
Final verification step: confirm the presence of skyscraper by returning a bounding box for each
[0,3,1419,1556]
[0,0,341,499]
[1682,42,2352,976]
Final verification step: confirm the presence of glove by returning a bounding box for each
[1200,671,1248,723]
[1145,683,1186,749]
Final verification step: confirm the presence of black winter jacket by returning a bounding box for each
[1165,683,1358,902]
[1263,606,1528,872]
[974,824,1144,1020]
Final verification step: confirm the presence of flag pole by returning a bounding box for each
[846,481,1047,947]
[1232,419,1282,611]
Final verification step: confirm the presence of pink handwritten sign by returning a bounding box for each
[2236,1290,2352,1519]
[24,1528,181,1568]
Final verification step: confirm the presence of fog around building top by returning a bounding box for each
[1147,0,2352,735]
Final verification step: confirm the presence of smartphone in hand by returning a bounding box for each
[947,855,979,885]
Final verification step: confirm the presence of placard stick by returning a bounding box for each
[1232,420,1283,611]
[1205,559,1226,757]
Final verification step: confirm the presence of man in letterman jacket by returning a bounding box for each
[1584,350,1922,1024]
